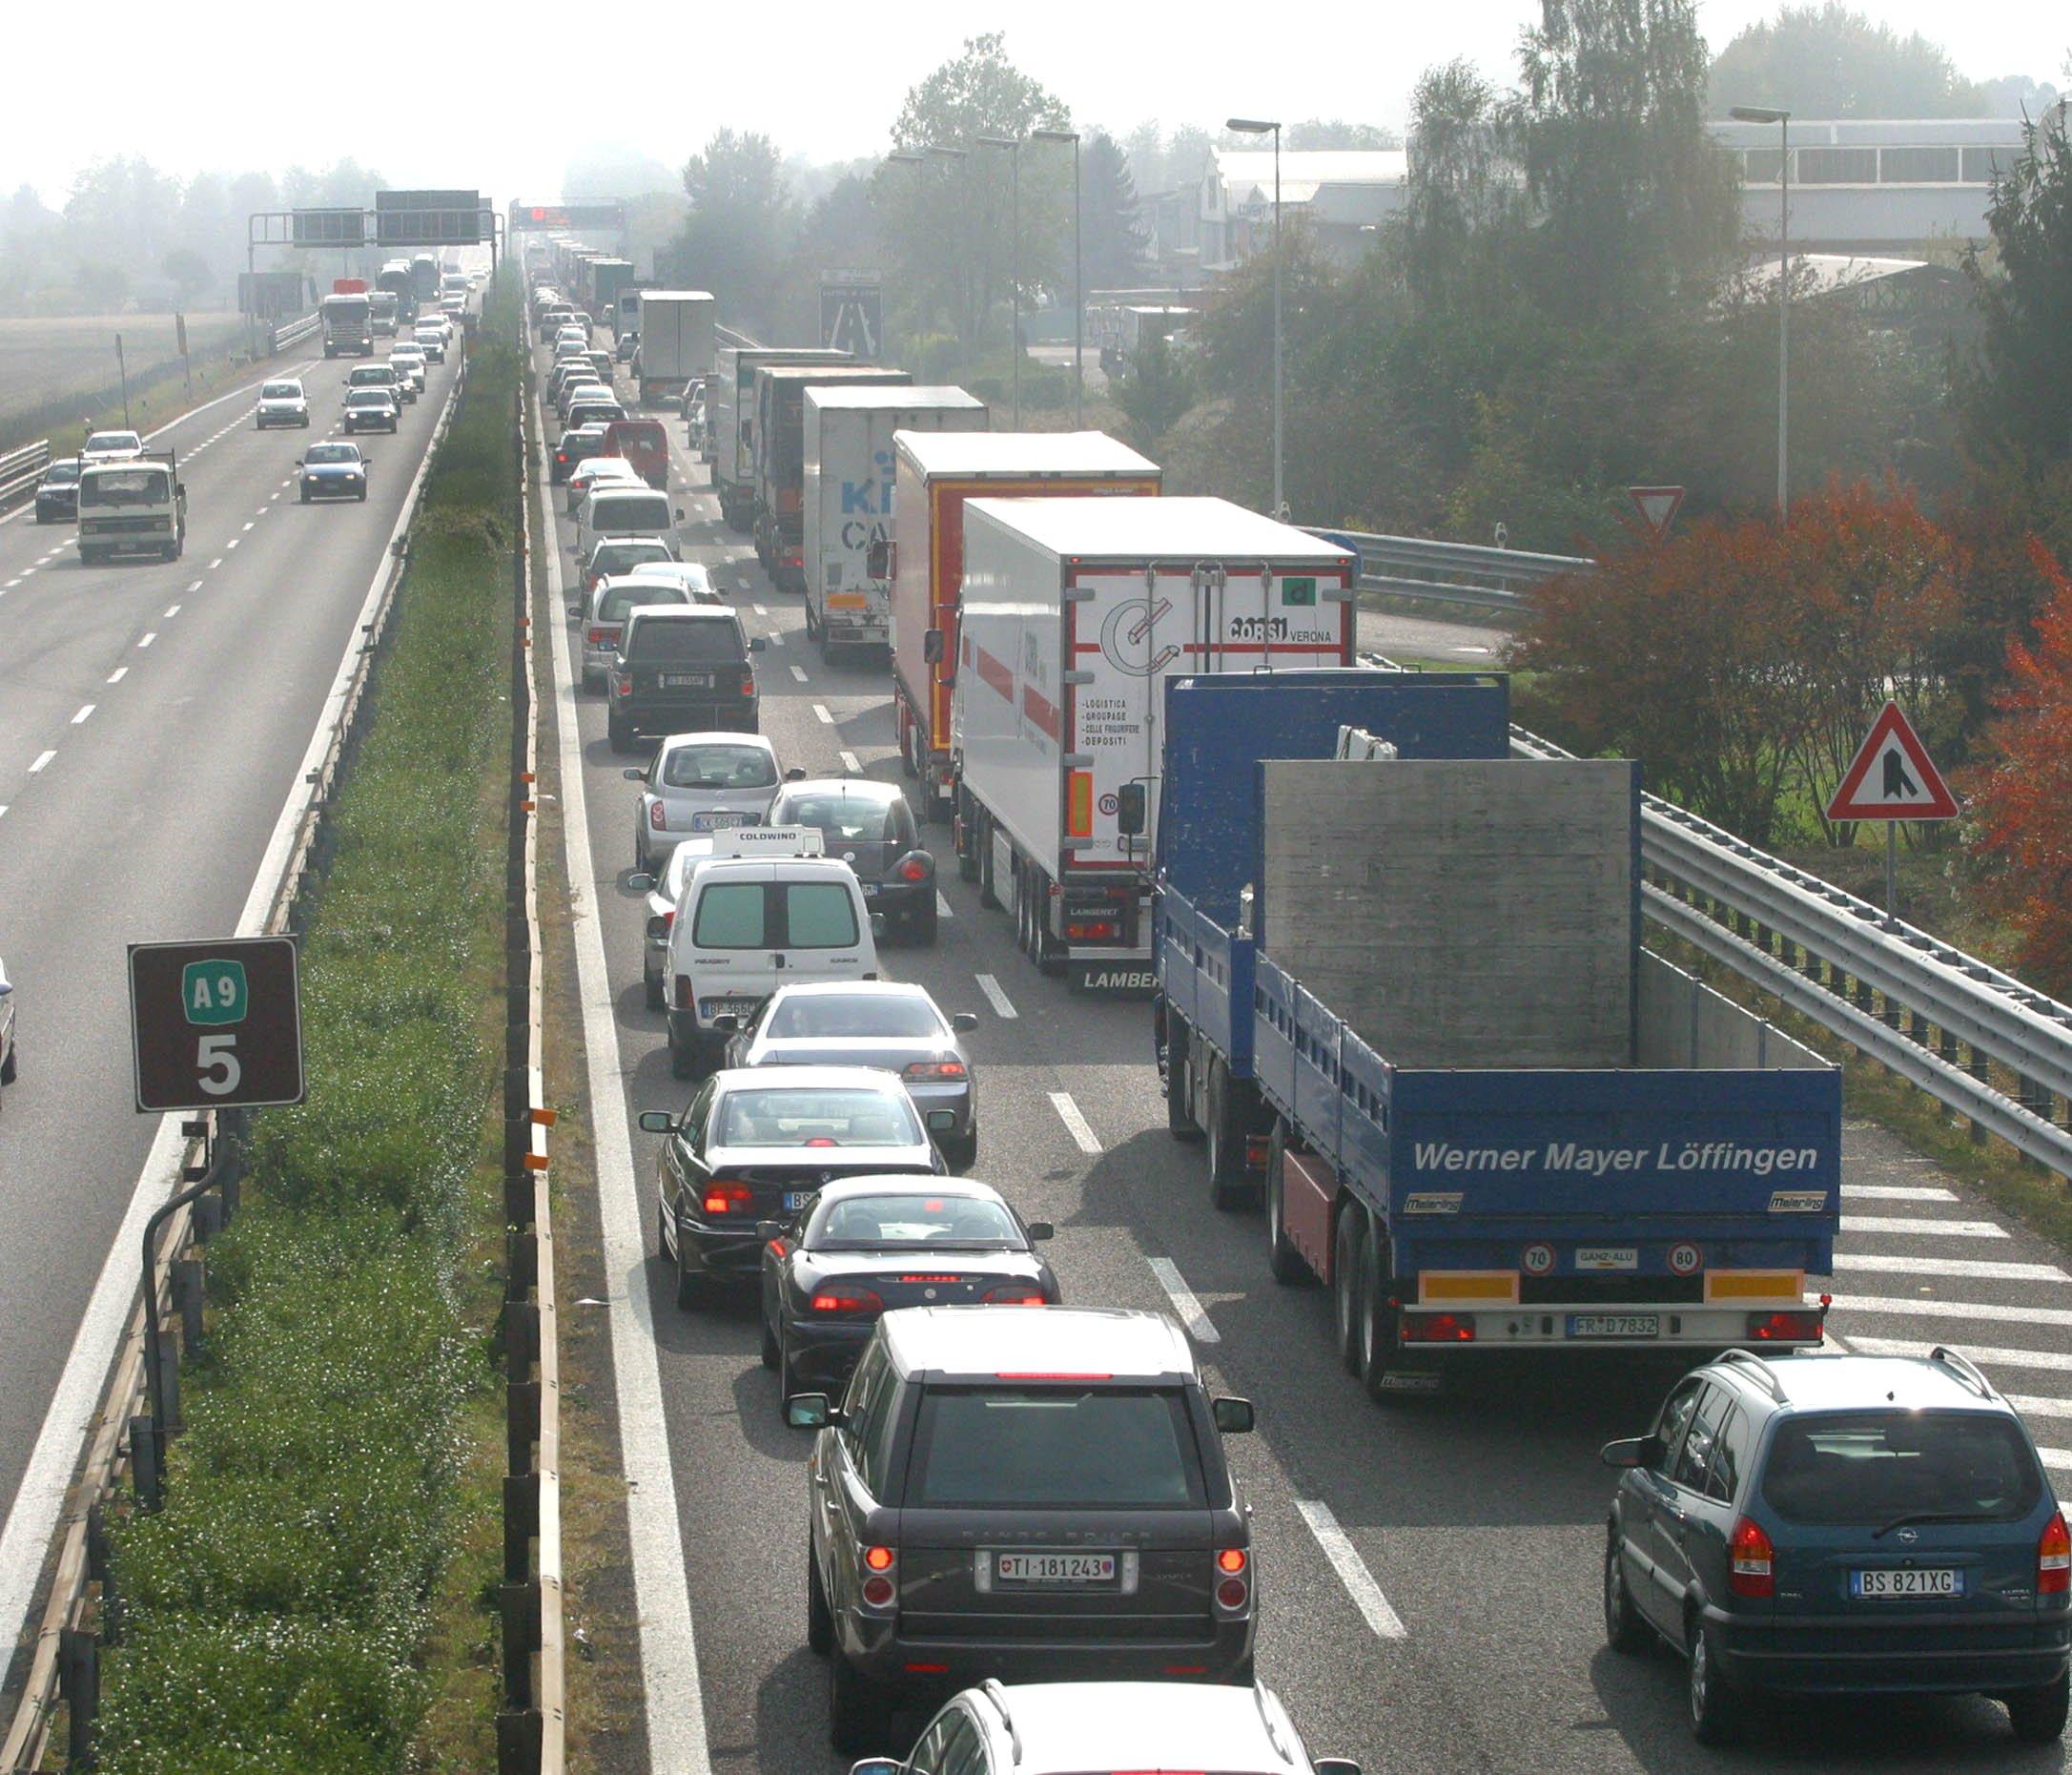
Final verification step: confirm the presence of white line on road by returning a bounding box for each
[789,664,809,683]
[1831,1253,2068,1283]
[106,668,126,685]
[936,892,954,919]
[225,538,238,550]
[1831,1294,2072,1330]
[163,605,180,619]
[71,705,93,725]
[2,578,17,589]
[839,750,862,774]
[1297,1500,1408,1640]
[137,632,155,649]
[1048,1091,1102,1153]
[2004,1394,2072,1420]
[187,579,203,592]
[1843,1185,1959,1203]
[241,522,255,533]
[767,630,784,646]
[812,703,833,724]
[1840,1216,2006,1240]
[1147,1256,1220,1343]
[0,807,8,819]
[28,751,54,774]
[974,973,1017,1019]
[1846,1337,2072,1374]
[209,557,222,569]
[753,603,768,615]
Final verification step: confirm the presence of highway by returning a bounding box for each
[0,341,462,1610]
[532,337,2072,1773]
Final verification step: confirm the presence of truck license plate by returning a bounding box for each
[1853,1567,1961,1599]
[1568,1314,1660,1339]
[995,1552,1116,1585]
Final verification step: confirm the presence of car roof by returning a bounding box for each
[657,730,774,753]
[769,980,932,1002]
[812,1172,1004,1206]
[979,1682,1303,1775]
[709,1064,911,1095]
[880,1306,1193,1381]
[1710,1350,2011,1416]
[626,604,734,627]
[777,777,902,803]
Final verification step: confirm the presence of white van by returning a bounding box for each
[662,830,880,1078]
[576,484,683,558]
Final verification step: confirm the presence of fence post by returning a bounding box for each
[59,1627,97,1768]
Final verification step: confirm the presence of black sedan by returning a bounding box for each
[33,458,81,524]
[758,1176,1056,1401]
[297,443,370,503]
[766,776,938,942]
[639,1065,949,1310]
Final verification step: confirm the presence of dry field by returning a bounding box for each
[0,313,251,441]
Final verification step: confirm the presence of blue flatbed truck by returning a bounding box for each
[1152,670,1843,1394]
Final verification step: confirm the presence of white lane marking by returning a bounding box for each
[1830,1253,2068,1283]
[812,703,833,724]
[106,668,127,685]
[241,522,255,533]
[16,568,33,580]
[209,557,222,569]
[1843,1185,1959,1203]
[935,892,954,919]
[1829,1294,2072,1330]
[1840,1216,2006,1240]
[753,603,768,616]
[1296,1500,1408,1641]
[1147,1256,1220,1344]
[137,632,155,649]
[164,605,181,619]
[839,751,862,774]
[975,973,1017,1020]
[767,630,784,647]
[256,506,269,518]
[2039,1448,2072,1473]
[28,750,55,774]
[2004,1394,2072,1420]
[2,578,18,589]
[225,538,238,550]
[1846,1336,2072,1374]
[789,664,809,683]
[0,806,7,818]
[533,411,713,1775]
[1048,1091,1102,1154]
[71,705,93,725]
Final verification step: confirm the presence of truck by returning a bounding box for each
[614,282,646,342]
[585,258,636,327]
[368,290,400,337]
[891,431,1159,830]
[377,259,418,324]
[751,365,911,592]
[319,290,375,359]
[802,384,987,659]
[410,254,441,305]
[953,498,1354,992]
[77,446,185,564]
[632,290,716,405]
[1150,669,1842,1393]
[710,346,851,512]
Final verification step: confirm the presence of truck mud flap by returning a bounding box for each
[1068,962,1159,998]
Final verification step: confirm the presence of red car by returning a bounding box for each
[604,418,669,489]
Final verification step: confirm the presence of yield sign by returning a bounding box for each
[1627,485,1685,541]
[1826,701,1959,822]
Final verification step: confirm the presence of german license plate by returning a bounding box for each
[782,1190,814,1212]
[692,812,747,831]
[1853,1567,1962,1599]
[861,882,879,896]
[1568,1313,1661,1339]
[995,1551,1116,1585]
[658,671,713,689]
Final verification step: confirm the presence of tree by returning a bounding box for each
[1970,544,2072,989]
[1286,119,1403,149]
[1710,5,1983,117]
[162,247,213,304]
[1980,73,2064,119]
[1403,58,1525,307]
[1081,133,1148,291]
[670,130,796,330]
[1113,331,1195,451]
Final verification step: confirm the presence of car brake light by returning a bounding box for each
[1216,1548,1247,1574]
[1746,1311,1823,1342]
[899,857,930,882]
[702,1181,752,1216]
[673,975,692,1008]
[1216,1577,1250,1610]
[1729,1516,1775,1599]
[981,1284,1046,1306]
[861,1576,895,1607]
[739,674,756,699]
[2041,1511,2070,1595]
[649,800,666,831]
[587,627,608,645]
[902,1060,967,1082]
[1402,1312,1475,1343]
[996,1373,1110,1381]
[810,1286,885,1316]
[615,672,631,695]
[661,910,674,933]
[864,1545,894,1571]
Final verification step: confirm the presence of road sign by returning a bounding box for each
[820,272,883,361]
[1627,485,1684,542]
[292,207,366,249]
[513,203,626,232]
[1825,701,1959,822]
[128,937,304,1113]
[376,190,483,247]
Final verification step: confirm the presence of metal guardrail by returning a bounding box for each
[0,439,50,509]
[714,323,761,352]
[270,313,319,354]
[2,349,475,1774]
[1320,526,1594,613]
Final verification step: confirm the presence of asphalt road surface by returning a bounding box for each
[537,341,2072,1775]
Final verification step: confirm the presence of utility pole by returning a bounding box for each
[1226,117,1283,518]
[1732,105,1793,517]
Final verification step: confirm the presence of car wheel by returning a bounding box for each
[1,1043,15,1085]
[828,1653,891,1756]
[760,1303,780,1370]
[645,966,666,1012]
[667,1022,696,1079]
[2007,1672,2070,1744]
[940,1131,978,1173]
[299,490,310,504]
[1604,1532,1651,1654]
[673,1233,705,1311]
[607,712,633,753]
[906,898,938,945]
[1353,1223,1402,1401]
[357,488,367,502]
[1687,1619,1740,1745]
[807,1541,834,1656]
[1333,1207,1366,1377]
[777,1320,805,1408]
[1265,1122,1310,1284]
[656,1193,673,1261]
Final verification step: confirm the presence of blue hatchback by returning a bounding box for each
[1602,1347,2071,1744]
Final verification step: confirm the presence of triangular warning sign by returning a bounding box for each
[1627,485,1684,542]
[1826,701,1959,822]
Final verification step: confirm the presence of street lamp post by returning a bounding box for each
[977,135,1024,425]
[1731,104,1792,517]
[1034,128,1082,427]
[1226,117,1283,518]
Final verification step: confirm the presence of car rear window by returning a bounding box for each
[909,1388,1205,1510]
[610,422,666,451]
[715,1086,920,1147]
[1761,1411,2045,1528]
[599,584,689,623]
[784,881,859,948]
[771,792,909,845]
[812,1194,1018,1249]
[262,383,300,399]
[767,993,942,1040]
[661,743,777,791]
[588,492,667,531]
[626,618,743,663]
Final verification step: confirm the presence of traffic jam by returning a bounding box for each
[528,256,2072,1768]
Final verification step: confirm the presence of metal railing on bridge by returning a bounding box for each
[1318,526,1595,613]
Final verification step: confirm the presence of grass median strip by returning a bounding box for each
[92,279,523,1774]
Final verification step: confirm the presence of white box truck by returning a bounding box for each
[953,497,1355,991]
[709,346,851,527]
[803,385,988,659]
[634,290,716,405]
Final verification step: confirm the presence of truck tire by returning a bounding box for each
[955,797,980,882]
[978,813,1001,909]
[1163,1013,1202,1142]
[1332,1207,1366,1376]
[1205,1058,1255,1211]
[1355,1220,1404,1401]
[1265,1122,1310,1284]
[897,710,918,779]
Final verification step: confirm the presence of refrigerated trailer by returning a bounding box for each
[710,346,851,515]
[635,290,716,405]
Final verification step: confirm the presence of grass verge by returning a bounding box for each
[91,275,523,1774]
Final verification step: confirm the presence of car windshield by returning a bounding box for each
[261,383,300,399]
[627,619,740,664]
[660,743,776,791]
[766,993,943,1041]
[43,462,80,485]
[79,467,167,506]
[772,793,902,844]
[713,1086,920,1148]
[909,1388,1206,1510]
[1760,1410,2044,1528]
[348,391,388,406]
[305,445,359,465]
[87,433,138,453]
[598,585,688,623]
[810,1193,1018,1250]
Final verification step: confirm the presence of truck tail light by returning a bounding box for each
[701,1180,752,1216]
[1746,1311,1823,1342]
[1401,1312,1475,1343]
[898,857,930,882]
[648,799,666,831]
[981,1284,1046,1305]
[1729,1517,1775,1599]
[903,1060,967,1083]
[811,1285,886,1316]
[1066,919,1118,941]
[2041,1512,2070,1596]
[615,672,631,696]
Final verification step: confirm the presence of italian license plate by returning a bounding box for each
[1853,1567,1962,1599]
[1568,1313,1661,1339]
[995,1551,1116,1585]
[658,671,713,689]
[782,1190,814,1212]
[693,812,747,831]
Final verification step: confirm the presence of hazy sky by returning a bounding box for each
[7,0,2064,204]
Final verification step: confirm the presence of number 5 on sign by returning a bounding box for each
[195,1033,242,1096]
[129,937,302,1113]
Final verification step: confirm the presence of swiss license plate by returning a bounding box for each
[995,1551,1117,1585]
[693,812,747,831]
[1568,1313,1661,1339]
[1853,1567,1962,1599]
[782,1190,814,1212]
[658,671,713,689]
[861,882,879,897]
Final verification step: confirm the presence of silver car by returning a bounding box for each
[719,980,979,1170]
[255,378,310,429]
[614,562,720,606]
[629,837,713,1009]
[625,732,781,873]
[573,574,694,690]
[0,956,15,1111]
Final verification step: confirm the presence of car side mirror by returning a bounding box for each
[786,1393,838,1430]
[849,1760,903,1775]
[1600,1436,1655,1470]
[870,912,887,939]
[756,1219,784,1241]
[627,872,655,891]
[926,1109,956,1132]
[674,506,686,521]
[623,767,646,780]
[569,602,584,618]
[952,1012,978,1032]
[712,1014,741,1033]
[636,1110,678,1135]
[175,484,186,499]
[295,459,304,467]
[748,636,767,652]
[922,628,944,665]
[1117,781,1148,837]
[1024,1221,1053,1242]
[1212,1395,1255,1434]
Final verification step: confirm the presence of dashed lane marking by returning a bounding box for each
[812,704,833,724]
[839,751,862,774]
[187,579,202,592]
[241,522,255,533]
[164,605,180,619]
[1297,1500,1408,1641]
[28,751,54,774]
[137,633,155,649]
[1048,1091,1102,1154]
[1147,1256,1220,1344]
[789,664,809,683]
[2005,1394,2072,1421]
[1839,1216,2005,1240]
[106,668,126,685]
[935,892,954,919]
[1830,1253,2068,1283]
[974,973,1017,1020]
[209,558,222,569]
[71,705,92,725]
[1842,1184,1959,1203]
[753,603,768,616]
[1847,1336,2072,1375]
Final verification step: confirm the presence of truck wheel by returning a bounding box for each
[1265,1122,1310,1284]
[1332,1207,1366,1376]
[1164,1015,1202,1142]
[1205,1059,1254,1211]
[1355,1221,1404,1400]
[978,815,1001,909]
[897,711,918,779]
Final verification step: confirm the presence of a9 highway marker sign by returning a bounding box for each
[128,936,304,1113]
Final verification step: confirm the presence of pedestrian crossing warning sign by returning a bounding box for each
[1825,700,1959,822]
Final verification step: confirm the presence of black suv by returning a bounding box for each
[607,607,764,752]
[1603,1346,2070,1744]
[788,1306,1257,1752]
